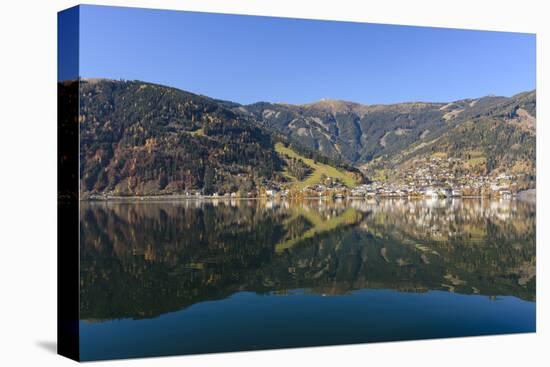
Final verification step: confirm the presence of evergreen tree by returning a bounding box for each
[203,165,215,194]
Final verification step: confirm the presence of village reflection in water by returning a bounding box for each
[80,197,535,321]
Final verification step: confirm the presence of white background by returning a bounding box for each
[0,0,548,365]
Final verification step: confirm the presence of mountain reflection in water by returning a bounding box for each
[80,198,535,321]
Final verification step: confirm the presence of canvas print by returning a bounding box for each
[58,5,536,361]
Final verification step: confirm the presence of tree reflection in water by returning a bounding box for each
[80,198,535,321]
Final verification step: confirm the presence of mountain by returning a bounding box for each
[69,78,535,197]
[74,79,360,197]
[360,91,536,185]
[240,91,535,172]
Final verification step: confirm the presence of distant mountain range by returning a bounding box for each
[69,78,535,197]
[241,90,535,173]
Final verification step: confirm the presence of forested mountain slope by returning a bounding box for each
[69,78,535,196]
[75,79,360,197]
[241,91,535,176]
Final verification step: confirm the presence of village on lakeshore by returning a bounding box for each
[86,156,533,201]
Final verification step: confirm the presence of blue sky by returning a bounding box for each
[76,5,535,105]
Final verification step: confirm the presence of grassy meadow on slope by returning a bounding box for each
[275,143,359,189]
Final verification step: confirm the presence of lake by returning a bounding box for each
[79,198,536,360]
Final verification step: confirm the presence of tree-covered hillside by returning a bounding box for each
[363,91,536,183]
[242,91,536,176]
[78,79,285,196]
[70,78,535,196]
[75,79,363,197]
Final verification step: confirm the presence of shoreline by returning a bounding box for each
[80,192,535,202]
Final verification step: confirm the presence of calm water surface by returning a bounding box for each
[79,198,535,360]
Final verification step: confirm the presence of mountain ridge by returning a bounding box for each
[82,76,533,112]
[240,89,535,165]
[71,78,535,196]
[74,78,362,197]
